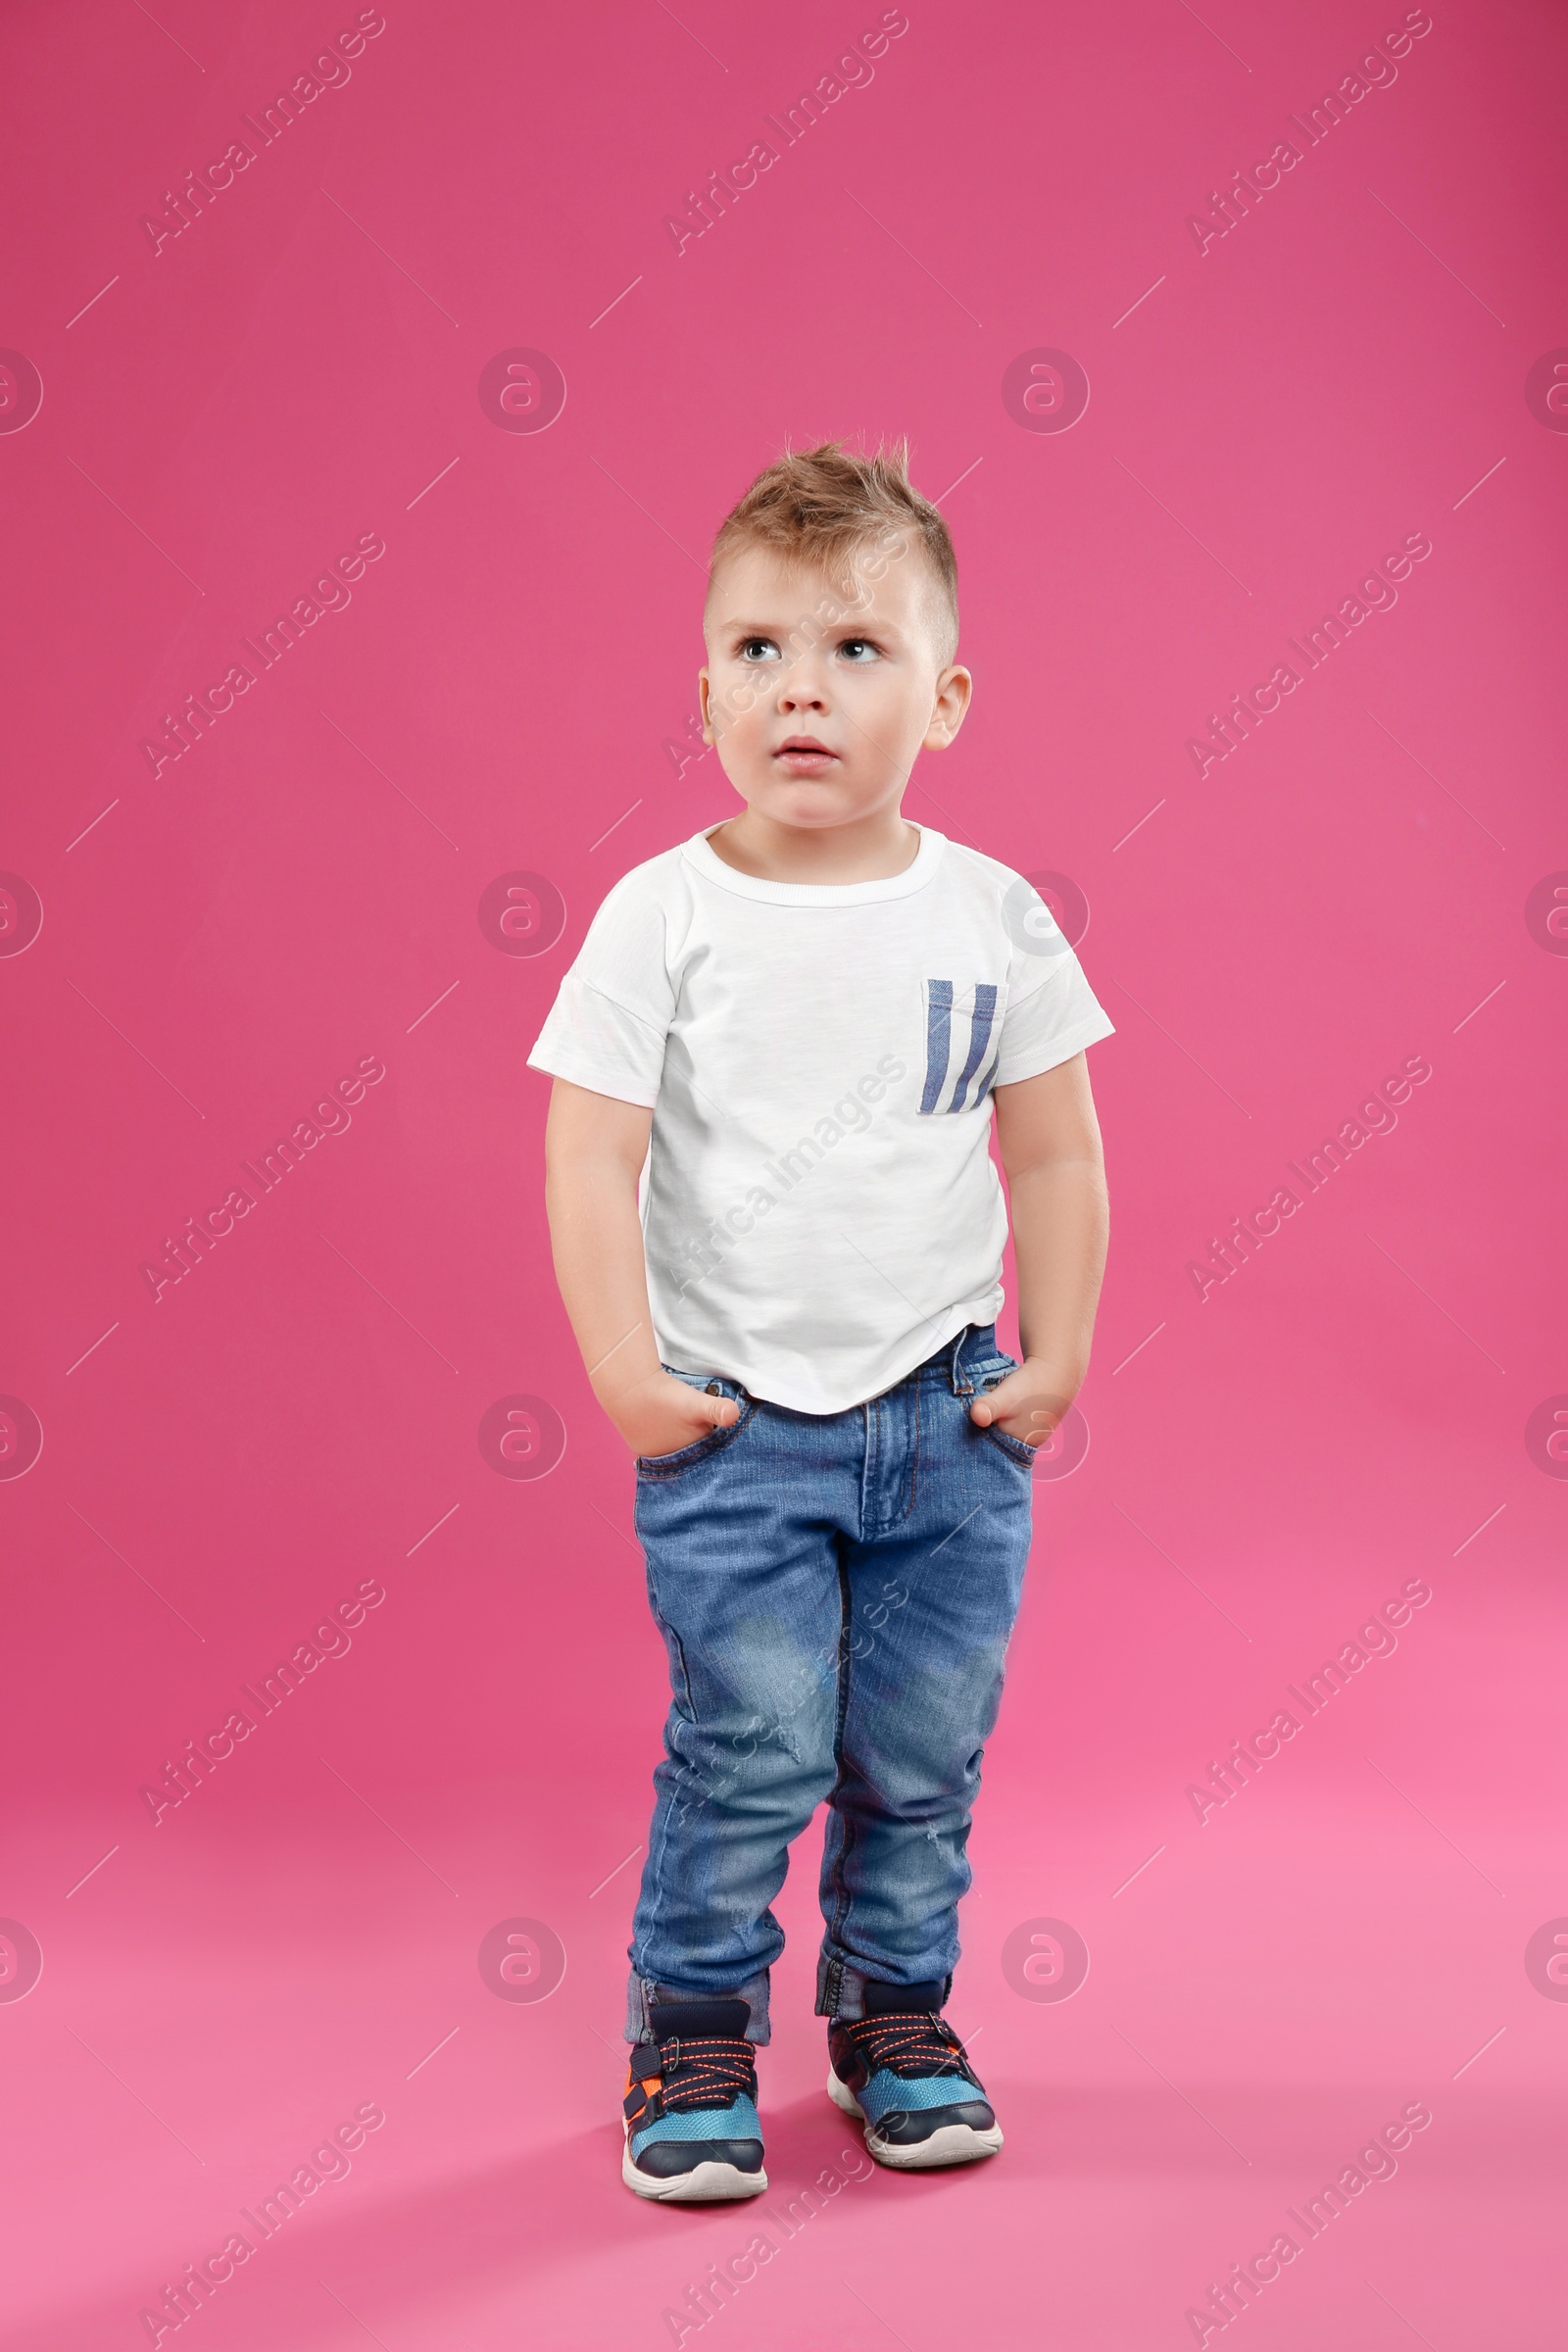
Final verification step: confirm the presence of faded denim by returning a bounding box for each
[625,1323,1035,2046]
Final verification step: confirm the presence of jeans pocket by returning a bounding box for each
[980,1423,1037,1468]
[635,1374,755,1479]
[968,1347,1033,1461]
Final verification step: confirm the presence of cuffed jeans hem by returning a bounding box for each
[814,1951,956,2021]
[625,1968,773,2046]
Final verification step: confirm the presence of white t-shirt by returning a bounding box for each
[526,824,1113,1414]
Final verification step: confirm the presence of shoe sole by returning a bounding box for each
[826,2065,1004,2169]
[621,2127,768,2203]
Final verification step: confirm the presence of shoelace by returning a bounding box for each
[656,2032,757,2112]
[846,2010,972,2081]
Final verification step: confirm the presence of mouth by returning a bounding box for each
[772,737,839,773]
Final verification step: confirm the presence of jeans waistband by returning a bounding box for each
[940,1320,1000,1397]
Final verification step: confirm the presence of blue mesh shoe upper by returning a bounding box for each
[624,1997,761,2165]
[831,1998,990,2129]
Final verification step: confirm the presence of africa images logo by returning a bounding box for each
[0,350,44,434]
[476,350,566,434]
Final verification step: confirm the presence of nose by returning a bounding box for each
[775,656,829,713]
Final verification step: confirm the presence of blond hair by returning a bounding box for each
[707,439,958,663]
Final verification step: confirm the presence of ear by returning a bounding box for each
[923,662,973,751]
[699,668,715,742]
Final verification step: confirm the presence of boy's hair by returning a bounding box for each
[707,440,958,665]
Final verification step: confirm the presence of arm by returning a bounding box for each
[968,1051,1109,1446]
[543,1077,740,1457]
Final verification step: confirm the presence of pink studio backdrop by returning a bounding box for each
[2,1,1564,2345]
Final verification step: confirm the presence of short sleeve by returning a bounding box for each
[993,891,1114,1087]
[526,863,676,1108]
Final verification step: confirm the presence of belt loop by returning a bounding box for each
[948,1324,972,1396]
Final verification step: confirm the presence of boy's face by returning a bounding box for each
[699,540,971,832]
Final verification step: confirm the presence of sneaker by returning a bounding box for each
[621,1996,768,2202]
[827,1979,1003,2169]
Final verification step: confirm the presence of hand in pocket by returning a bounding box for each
[615,1371,739,1460]
[968,1361,1069,1450]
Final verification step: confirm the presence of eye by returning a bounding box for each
[838,638,881,662]
[738,635,780,662]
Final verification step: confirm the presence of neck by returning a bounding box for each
[708,808,921,885]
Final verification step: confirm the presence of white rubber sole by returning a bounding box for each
[827,2065,1004,2169]
[621,2125,767,2202]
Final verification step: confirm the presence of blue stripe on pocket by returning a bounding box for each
[919,979,954,1114]
[949,983,999,1112]
[971,1017,1005,1105]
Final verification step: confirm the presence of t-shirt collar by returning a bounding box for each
[681,822,947,906]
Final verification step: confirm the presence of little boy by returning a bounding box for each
[528,443,1112,2201]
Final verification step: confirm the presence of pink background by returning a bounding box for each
[2,0,1564,2344]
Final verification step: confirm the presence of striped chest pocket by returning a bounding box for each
[918,978,1006,1114]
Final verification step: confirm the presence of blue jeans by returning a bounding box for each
[625,1323,1035,2046]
